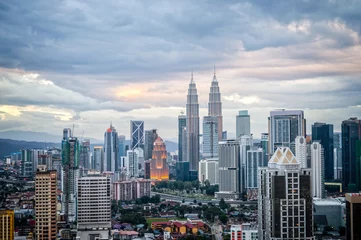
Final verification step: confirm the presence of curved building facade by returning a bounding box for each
[150,137,169,180]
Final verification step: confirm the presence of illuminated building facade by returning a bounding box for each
[150,137,169,180]
[0,210,14,240]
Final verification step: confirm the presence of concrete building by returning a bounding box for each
[207,71,223,141]
[268,110,306,155]
[202,116,219,158]
[236,110,250,138]
[198,158,219,185]
[261,133,269,165]
[186,73,200,173]
[240,135,253,196]
[150,137,169,181]
[313,198,345,229]
[295,136,307,168]
[230,223,258,240]
[311,142,325,198]
[230,225,242,240]
[35,166,57,240]
[333,132,342,180]
[258,147,313,240]
[130,120,144,150]
[118,135,126,158]
[104,124,119,172]
[246,148,263,193]
[176,161,190,182]
[216,139,241,200]
[178,114,186,162]
[126,149,141,177]
[113,179,151,201]
[0,210,14,240]
[93,146,103,172]
[346,193,361,240]
[77,172,111,240]
[144,129,158,161]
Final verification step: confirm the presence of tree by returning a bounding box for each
[219,214,228,224]
[120,213,147,225]
[203,206,222,222]
[219,198,228,210]
[193,199,197,204]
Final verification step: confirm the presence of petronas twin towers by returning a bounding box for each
[185,70,223,173]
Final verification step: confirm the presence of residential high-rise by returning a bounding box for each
[202,116,219,158]
[35,166,57,240]
[208,71,223,141]
[186,74,200,172]
[312,122,334,181]
[295,136,307,168]
[198,158,219,185]
[245,148,263,195]
[236,110,250,137]
[77,172,111,239]
[258,147,313,240]
[126,149,140,177]
[342,118,361,191]
[333,132,342,180]
[0,210,14,240]
[345,193,361,240]
[113,179,151,201]
[216,139,241,200]
[104,124,119,172]
[178,114,187,162]
[38,153,53,171]
[21,149,33,177]
[80,139,91,174]
[311,142,325,198]
[63,128,72,139]
[93,146,103,172]
[144,129,158,161]
[150,137,169,180]
[61,134,80,223]
[260,133,269,165]
[130,120,144,150]
[118,135,126,157]
[269,109,306,155]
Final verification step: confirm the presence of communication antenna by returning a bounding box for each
[72,124,75,137]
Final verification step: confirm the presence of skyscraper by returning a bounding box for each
[345,193,361,240]
[261,133,269,165]
[333,132,342,180]
[258,147,313,240]
[295,136,307,168]
[118,135,126,157]
[202,116,218,158]
[236,110,250,137]
[126,149,141,177]
[269,109,306,155]
[150,136,169,180]
[144,129,158,161]
[21,149,33,177]
[208,71,223,141]
[0,210,14,240]
[130,120,144,150]
[342,117,361,191]
[312,122,334,181]
[61,133,80,223]
[80,139,91,172]
[104,124,119,172]
[35,166,57,240]
[186,74,200,172]
[240,135,253,196]
[93,146,104,172]
[198,158,219,185]
[245,148,263,191]
[77,172,111,239]
[178,114,186,162]
[216,139,241,200]
[311,142,325,198]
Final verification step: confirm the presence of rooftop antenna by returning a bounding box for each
[214,65,216,77]
[72,124,75,137]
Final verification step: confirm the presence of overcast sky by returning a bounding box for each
[0,0,361,141]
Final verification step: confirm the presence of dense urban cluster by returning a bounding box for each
[1,73,361,240]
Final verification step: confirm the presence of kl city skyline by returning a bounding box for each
[0,1,361,140]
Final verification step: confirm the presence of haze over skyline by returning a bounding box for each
[0,0,361,140]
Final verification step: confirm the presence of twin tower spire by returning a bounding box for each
[186,68,223,172]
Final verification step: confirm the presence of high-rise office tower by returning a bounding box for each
[0,210,14,240]
[178,114,187,162]
[77,172,111,239]
[61,133,80,223]
[198,158,219,185]
[261,133,269,165]
[245,148,263,192]
[342,117,361,191]
[35,166,57,240]
[126,149,140,177]
[311,142,325,198]
[208,71,223,141]
[202,116,219,158]
[186,74,200,172]
[258,147,313,240]
[144,129,158,161]
[240,135,253,195]
[130,120,144,150]
[150,137,169,180]
[104,124,119,172]
[181,127,187,162]
[21,149,33,177]
[268,109,306,155]
[236,110,251,137]
[333,132,342,180]
[80,139,91,172]
[312,122,334,181]
[118,135,126,157]
[93,146,103,172]
[345,193,361,240]
[216,139,241,200]
[295,136,307,168]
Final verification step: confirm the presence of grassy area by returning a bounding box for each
[146,217,186,225]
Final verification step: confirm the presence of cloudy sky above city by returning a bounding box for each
[0,0,361,141]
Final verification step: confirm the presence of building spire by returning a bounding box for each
[190,71,194,83]
[212,65,217,82]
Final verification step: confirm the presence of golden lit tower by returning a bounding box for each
[0,209,14,240]
[150,137,169,180]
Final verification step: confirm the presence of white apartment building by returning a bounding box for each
[295,136,307,168]
[311,142,325,198]
[198,158,219,185]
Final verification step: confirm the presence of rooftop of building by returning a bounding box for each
[313,198,343,206]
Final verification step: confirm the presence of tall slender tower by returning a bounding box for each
[186,73,200,173]
[208,69,223,140]
[104,124,119,172]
